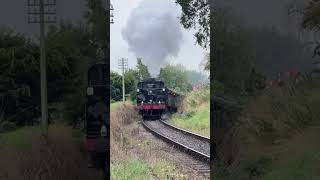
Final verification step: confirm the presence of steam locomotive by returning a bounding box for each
[85,60,108,173]
[136,78,183,119]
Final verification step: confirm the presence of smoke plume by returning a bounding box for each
[122,0,183,77]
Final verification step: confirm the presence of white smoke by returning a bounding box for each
[122,0,183,77]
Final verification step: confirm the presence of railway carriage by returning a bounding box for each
[136,78,183,119]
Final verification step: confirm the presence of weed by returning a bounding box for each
[111,160,151,180]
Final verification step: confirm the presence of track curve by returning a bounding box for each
[141,119,210,162]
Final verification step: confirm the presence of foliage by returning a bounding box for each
[175,0,210,49]
[111,160,150,180]
[214,81,320,179]
[301,0,320,30]
[124,69,139,101]
[110,60,150,102]
[0,29,41,126]
[136,58,150,80]
[300,0,320,57]
[244,68,266,95]
[212,8,254,94]
[170,86,210,137]
[110,71,122,101]
[84,0,109,58]
[204,52,210,72]
[0,21,97,127]
[158,64,193,93]
[186,69,209,85]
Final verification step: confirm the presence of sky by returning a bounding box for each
[0,0,207,76]
[110,0,208,76]
[0,0,86,39]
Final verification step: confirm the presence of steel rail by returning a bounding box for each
[159,119,210,141]
[141,120,210,162]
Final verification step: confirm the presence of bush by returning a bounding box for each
[0,121,17,132]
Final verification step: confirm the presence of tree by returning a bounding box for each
[212,8,254,94]
[301,0,320,30]
[186,70,209,85]
[110,71,122,101]
[175,0,210,49]
[158,64,192,93]
[300,0,320,57]
[136,58,151,80]
[124,69,139,101]
[204,53,210,72]
[84,0,109,58]
[110,69,140,102]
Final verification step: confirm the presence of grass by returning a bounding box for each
[0,126,40,151]
[151,160,188,180]
[0,124,103,179]
[214,80,320,180]
[169,87,210,137]
[110,101,123,112]
[111,159,151,180]
[261,126,320,180]
[110,104,189,179]
[111,159,188,180]
[110,101,132,112]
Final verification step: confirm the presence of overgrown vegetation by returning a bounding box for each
[0,0,109,131]
[170,86,210,137]
[0,124,103,179]
[214,80,320,180]
[158,64,193,93]
[0,0,108,178]
[110,104,191,179]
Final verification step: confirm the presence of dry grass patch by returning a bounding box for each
[0,124,103,180]
[110,104,192,179]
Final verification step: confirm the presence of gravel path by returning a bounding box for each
[143,120,210,157]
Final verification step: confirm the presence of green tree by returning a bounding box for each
[300,0,320,57]
[186,70,209,85]
[175,0,210,48]
[84,0,108,58]
[110,71,122,101]
[212,8,254,94]
[136,58,151,80]
[301,0,320,31]
[124,69,139,101]
[0,29,39,127]
[158,64,192,93]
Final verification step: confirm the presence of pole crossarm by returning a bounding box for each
[110,1,114,24]
[27,0,56,24]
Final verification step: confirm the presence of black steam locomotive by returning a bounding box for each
[85,60,108,173]
[136,78,183,119]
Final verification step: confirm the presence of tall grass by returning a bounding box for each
[214,80,320,180]
[110,104,189,179]
[240,80,319,144]
[0,124,103,180]
[170,86,210,137]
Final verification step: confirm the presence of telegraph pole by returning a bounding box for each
[118,58,128,103]
[110,2,114,24]
[28,0,56,138]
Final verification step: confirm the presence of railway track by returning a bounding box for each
[141,119,211,178]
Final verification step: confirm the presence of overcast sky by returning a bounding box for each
[110,0,208,75]
[0,0,207,76]
[0,0,86,39]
